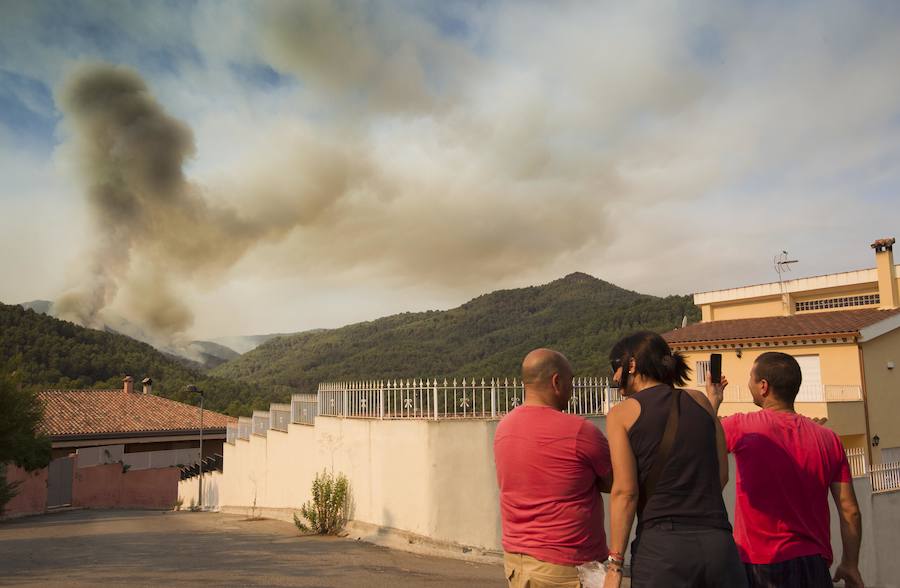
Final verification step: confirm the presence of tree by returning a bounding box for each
[1,370,52,513]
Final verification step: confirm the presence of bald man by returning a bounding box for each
[494,349,613,587]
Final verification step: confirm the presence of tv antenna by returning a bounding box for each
[774,251,798,314]
[774,250,798,278]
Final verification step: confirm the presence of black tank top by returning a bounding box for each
[627,384,731,529]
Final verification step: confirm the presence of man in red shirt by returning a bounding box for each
[707,352,864,588]
[494,348,613,587]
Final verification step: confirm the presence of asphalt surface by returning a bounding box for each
[0,509,506,587]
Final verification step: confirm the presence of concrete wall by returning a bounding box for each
[709,297,785,321]
[200,413,900,585]
[72,463,179,509]
[178,470,224,509]
[862,328,900,462]
[1,465,48,517]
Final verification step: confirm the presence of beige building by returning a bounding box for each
[664,238,900,464]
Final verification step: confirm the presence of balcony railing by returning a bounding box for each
[847,447,867,478]
[871,462,900,494]
[723,384,861,403]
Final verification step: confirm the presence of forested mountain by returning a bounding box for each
[18,300,244,371]
[0,303,267,416]
[212,273,700,393]
[3,273,700,416]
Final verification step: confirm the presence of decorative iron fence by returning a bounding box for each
[291,393,318,425]
[871,462,900,494]
[270,403,291,432]
[846,447,867,478]
[316,377,618,420]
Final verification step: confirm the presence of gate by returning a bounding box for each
[47,456,74,508]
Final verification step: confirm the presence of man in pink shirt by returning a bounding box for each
[494,348,613,587]
[707,352,864,588]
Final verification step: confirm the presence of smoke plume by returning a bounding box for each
[54,64,281,334]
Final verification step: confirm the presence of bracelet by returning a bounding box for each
[608,551,624,563]
[604,556,624,569]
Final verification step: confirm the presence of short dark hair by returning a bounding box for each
[753,352,802,401]
[609,331,690,387]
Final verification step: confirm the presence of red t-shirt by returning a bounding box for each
[494,405,611,566]
[722,410,852,564]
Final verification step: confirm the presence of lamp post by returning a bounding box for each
[185,385,204,509]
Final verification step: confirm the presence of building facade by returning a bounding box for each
[664,238,900,464]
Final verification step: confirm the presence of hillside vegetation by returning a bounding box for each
[212,273,699,393]
[0,303,267,416]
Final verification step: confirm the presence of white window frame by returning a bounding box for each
[696,360,710,385]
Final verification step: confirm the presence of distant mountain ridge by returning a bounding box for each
[211,272,700,394]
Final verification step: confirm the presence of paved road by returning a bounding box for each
[0,509,506,587]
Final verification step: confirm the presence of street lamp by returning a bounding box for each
[185,385,204,509]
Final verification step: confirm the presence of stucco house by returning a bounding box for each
[664,238,900,465]
[3,376,232,516]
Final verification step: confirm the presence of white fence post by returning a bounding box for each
[433,379,439,421]
[491,379,497,419]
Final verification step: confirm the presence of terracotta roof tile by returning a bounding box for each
[38,389,235,437]
[663,308,900,345]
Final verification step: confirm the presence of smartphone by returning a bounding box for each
[710,353,722,384]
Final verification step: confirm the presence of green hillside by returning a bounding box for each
[212,273,699,392]
[0,302,267,416]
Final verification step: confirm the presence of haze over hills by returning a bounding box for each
[18,300,254,370]
[211,272,700,394]
[1,302,268,416]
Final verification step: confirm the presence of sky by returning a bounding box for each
[1,0,900,342]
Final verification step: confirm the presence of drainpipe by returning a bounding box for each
[857,345,874,465]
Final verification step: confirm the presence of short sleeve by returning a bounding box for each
[576,420,611,478]
[721,414,742,453]
[832,437,853,484]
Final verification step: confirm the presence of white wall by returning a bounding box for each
[182,414,899,585]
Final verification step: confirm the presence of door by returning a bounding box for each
[795,355,822,401]
[47,456,74,508]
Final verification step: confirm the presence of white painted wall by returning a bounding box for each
[182,414,899,585]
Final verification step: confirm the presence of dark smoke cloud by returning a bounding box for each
[54,64,280,334]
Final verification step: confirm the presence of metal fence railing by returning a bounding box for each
[252,411,270,437]
[846,447,867,478]
[723,384,862,403]
[270,403,291,432]
[316,377,618,420]
[292,393,318,425]
[237,417,251,440]
[226,423,237,445]
[871,462,900,494]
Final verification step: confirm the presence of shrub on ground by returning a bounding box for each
[293,470,349,535]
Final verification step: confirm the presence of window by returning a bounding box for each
[696,360,710,385]
[795,294,879,312]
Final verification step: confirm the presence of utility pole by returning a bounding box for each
[185,385,204,509]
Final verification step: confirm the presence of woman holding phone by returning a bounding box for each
[602,331,745,588]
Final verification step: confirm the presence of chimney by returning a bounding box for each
[123,375,134,394]
[871,238,899,310]
[141,377,153,395]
